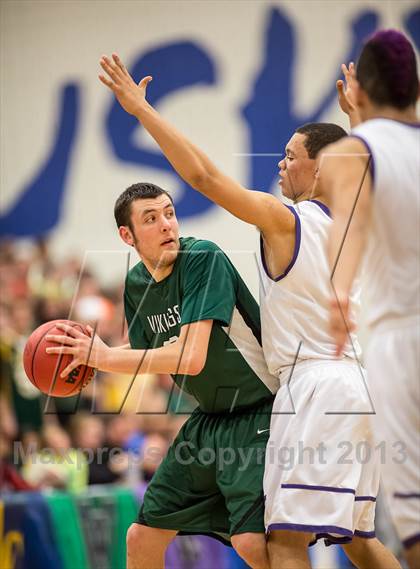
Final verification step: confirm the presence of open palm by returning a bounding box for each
[99,53,152,117]
[336,62,357,115]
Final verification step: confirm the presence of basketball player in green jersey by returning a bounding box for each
[46,181,278,569]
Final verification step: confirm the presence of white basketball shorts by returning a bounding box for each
[264,358,380,545]
[366,317,420,550]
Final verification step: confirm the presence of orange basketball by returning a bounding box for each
[23,319,95,397]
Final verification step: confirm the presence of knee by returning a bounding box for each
[405,541,420,569]
[343,536,376,559]
[267,531,312,568]
[268,529,312,551]
[126,523,176,554]
[126,524,145,556]
[126,523,169,557]
[231,533,268,569]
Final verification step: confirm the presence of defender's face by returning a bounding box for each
[278,133,317,201]
[120,196,180,271]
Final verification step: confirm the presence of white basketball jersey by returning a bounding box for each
[352,119,420,330]
[257,200,361,377]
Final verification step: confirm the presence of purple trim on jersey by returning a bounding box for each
[259,206,301,282]
[354,530,376,539]
[355,495,377,502]
[350,134,376,188]
[403,533,420,549]
[309,199,331,218]
[281,483,355,495]
[268,523,352,537]
[394,492,420,499]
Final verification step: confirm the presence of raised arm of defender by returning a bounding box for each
[99,54,293,236]
[318,136,373,355]
[336,62,361,129]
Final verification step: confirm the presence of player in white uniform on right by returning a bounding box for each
[98,53,401,569]
[322,30,419,569]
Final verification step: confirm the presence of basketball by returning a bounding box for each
[23,319,95,397]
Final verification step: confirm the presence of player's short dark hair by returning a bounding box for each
[114,182,173,229]
[356,30,419,110]
[295,123,347,159]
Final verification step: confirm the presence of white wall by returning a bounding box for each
[1,0,417,302]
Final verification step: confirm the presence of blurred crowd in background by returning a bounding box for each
[0,238,403,564]
[0,239,196,496]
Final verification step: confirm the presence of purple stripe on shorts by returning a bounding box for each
[268,523,353,537]
[354,530,376,539]
[281,483,355,495]
[394,492,420,499]
[355,496,377,502]
[403,533,420,549]
[317,533,353,546]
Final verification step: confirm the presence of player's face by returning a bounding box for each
[121,196,180,273]
[278,133,317,201]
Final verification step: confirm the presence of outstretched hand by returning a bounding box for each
[336,62,357,116]
[99,53,152,117]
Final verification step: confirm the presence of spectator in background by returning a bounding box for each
[70,413,124,485]
[140,434,168,483]
[28,239,77,321]
[22,423,88,493]
[0,357,34,491]
[135,433,168,502]
[0,298,44,449]
[0,238,188,501]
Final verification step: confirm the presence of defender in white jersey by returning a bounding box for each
[100,51,401,569]
[322,30,419,569]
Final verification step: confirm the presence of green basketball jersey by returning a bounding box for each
[124,237,278,413]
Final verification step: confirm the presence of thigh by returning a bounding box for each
[367,327,420,544]
[264,362,374,539]
[216,399,272,536]
[139,410,231,538]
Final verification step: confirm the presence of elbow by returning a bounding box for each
[189,171,216,194]
[181,352,206,376]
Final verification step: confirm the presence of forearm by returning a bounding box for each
[46,319,210,378]
[134,103,290,230]
[135,102,217,190]
[322,140,372,295]
[100,342,194,376]
[348,110,362,129]
[329,213,367,296]
[99,54,284,229]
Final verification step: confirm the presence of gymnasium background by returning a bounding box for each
[1,1,419,568]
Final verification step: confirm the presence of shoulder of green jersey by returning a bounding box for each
[125,260,154,291]
[182,238,223,254]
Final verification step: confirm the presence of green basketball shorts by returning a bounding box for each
[136,398,273,543]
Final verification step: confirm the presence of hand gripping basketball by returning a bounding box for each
[23,319,96,398]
